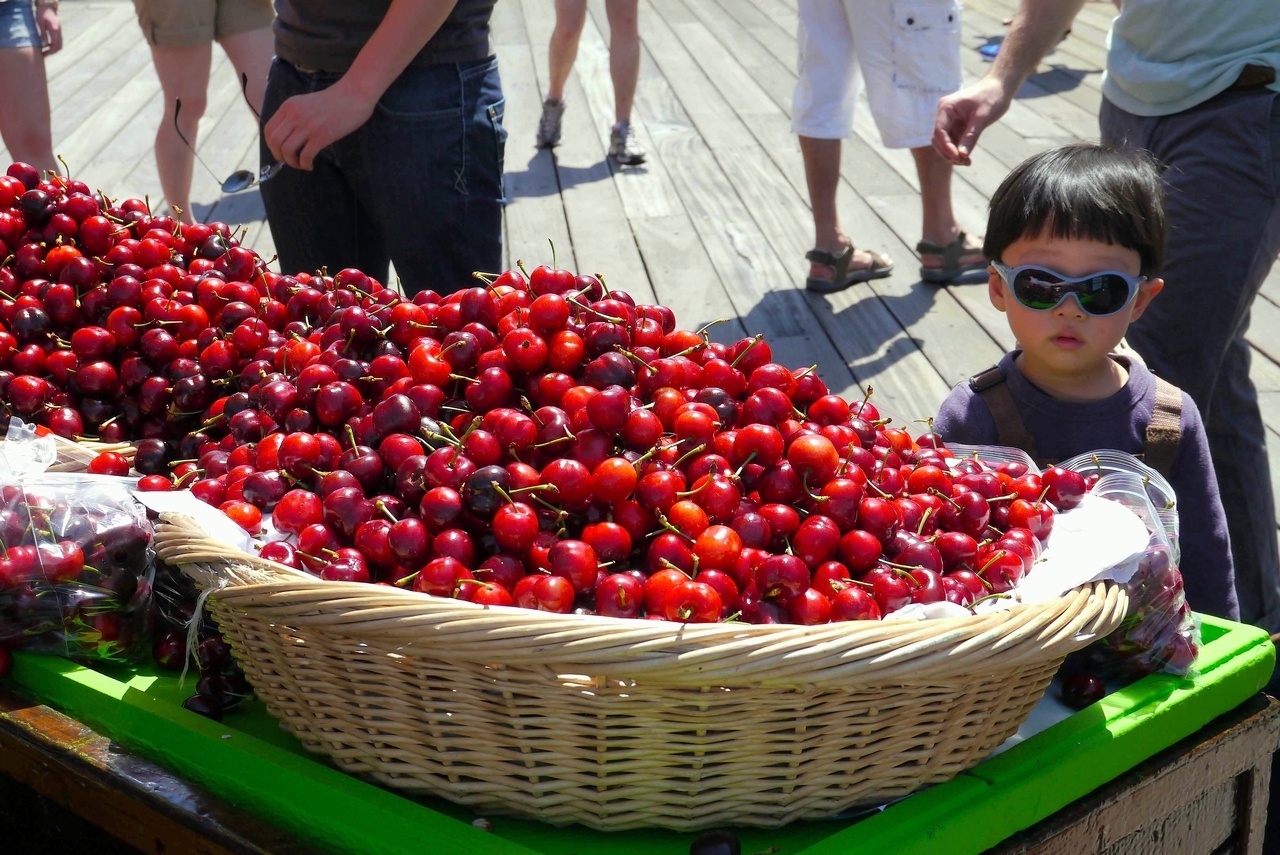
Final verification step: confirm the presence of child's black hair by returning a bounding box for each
[984,142,1166,277]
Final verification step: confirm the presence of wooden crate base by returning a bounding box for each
[992,693,1280,854]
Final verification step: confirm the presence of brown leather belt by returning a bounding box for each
[1232,64,1277,90]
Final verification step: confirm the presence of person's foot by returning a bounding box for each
[608,121,646,165]
[536,98,566,148]
[808,243,892,284]
[918,231,986,284]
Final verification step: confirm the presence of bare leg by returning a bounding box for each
[0,47,55,172]
[547,0,588,102]
[913,145,982,270]
[605,0,640,124]
[149,42,214,225]
[800,135,886,280]
[217,26,274,116]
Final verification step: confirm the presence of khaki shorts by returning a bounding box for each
[132,0,273,48]
[791,0,962,149]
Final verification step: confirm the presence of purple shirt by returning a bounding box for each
[935,351,1239,621]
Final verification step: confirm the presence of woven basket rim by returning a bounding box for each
[154,512,1129,688]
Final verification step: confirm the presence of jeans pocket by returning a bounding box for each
[487,98,508,203]
[890,0,962,95]
[371,70,466,196]
[1269,93,1280,196]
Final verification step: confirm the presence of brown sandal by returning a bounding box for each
[805,245,894,293]
[917,231,987,284]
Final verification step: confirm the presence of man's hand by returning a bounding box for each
[264,82,376,171]
[933,77,1014,165]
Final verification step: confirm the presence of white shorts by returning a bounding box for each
[792,0,963,149]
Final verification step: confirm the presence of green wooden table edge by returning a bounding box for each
[4,614,1272,855]
[797,615,1276,854]
[5,656,537,855]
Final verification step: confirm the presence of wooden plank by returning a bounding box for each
[639,0,753,154]
[1259,265,1280,308]
[0,688,312,854]
[47,38,156,181]
[996,696,1280,854]
[517,0,655,304]
[490,0,528,47]
[60,74,161,202]
[629,215,748,346]
[1246,296,1280,368]
[108,49,240,220]
[572,13,759,338]
[42,1,130,85]
[1233,353,1280,535]
[635,5,859,396]
[493,4,576,273]
[674,0,1005,400]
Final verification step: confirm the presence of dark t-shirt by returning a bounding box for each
[935,350,1239,622]
[274,0,497,73]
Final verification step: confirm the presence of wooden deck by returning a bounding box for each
[15,0,1280,514]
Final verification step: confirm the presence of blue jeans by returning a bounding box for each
[1101,88,1280,635]
[0,1,38,49]
[260,56,506,296]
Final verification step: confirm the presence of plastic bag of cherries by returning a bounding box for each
[1063,452,1198,679]
[0,423,156,663]
[946,444,1197,679]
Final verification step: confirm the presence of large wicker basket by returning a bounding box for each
[154,513,1128,832]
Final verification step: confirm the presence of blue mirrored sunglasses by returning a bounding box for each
[991,261,1146,317]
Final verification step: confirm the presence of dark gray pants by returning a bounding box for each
[1101,88,1280,634]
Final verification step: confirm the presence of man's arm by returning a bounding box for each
[265,0,460,171]
[933,0,1088,165]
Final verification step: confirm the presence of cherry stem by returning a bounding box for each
[658,558,691,578]
[374,499,399,523]
[865,478,894,500]
[800,471,827,504]
[929,487,961,509]
[694,318,731,338]
[672,442,707,470]
[655,511,695,543]
[731,450,757,480]
[882,561,925,578]
[618,348,652,369]
[568,298,623,323]
[976,549,1009,577]
[729,334,764,368]
[525,489,567,516]
[915,506,934,536]
[968,592,1011,611]
[852,385,875,419]
[674,479,709,498]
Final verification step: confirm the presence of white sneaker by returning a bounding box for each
[536,98,566,148]
[608,121,646,165]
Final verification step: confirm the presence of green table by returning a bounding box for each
[4,614,1273,854]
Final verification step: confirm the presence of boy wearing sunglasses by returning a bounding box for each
[935,143,1239,621]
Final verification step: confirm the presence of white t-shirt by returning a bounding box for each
[1103,0,1280,117]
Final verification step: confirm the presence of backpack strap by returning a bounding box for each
[970,365,1040,462]
[1143,377,1183,477]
